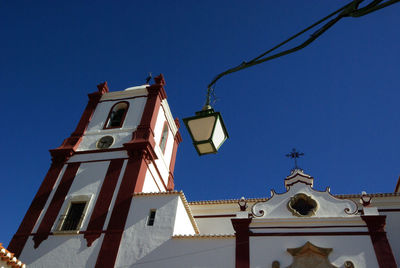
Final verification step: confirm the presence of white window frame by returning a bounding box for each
[53,195,92,234]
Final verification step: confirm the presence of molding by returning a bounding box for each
[194,214,238,218]
[100,88,148,101]
[250,231,370,236]
[231,218,251,268]
[51,84,106,161]
[84,159,124,246]
[7,161,65,257]
[99,95,147,103]
[361,215,397,267]
[32,163,80,248]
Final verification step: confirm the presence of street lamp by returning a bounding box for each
[183,0,398,156]
[183,104,229,156]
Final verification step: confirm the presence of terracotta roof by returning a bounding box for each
[134,191,200,234]
[0,244,25,268]
[188,193,400,205]
[173,234,235,239]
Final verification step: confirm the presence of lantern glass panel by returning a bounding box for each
[187,116,216,141]
[211,117,226,149]
[196,143,215,154]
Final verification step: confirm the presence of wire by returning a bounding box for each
[115,240,236,267]
[205,0,400,102]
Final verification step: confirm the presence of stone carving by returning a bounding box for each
[287,241,337,268]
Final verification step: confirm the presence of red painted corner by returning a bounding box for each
[361,215,397,267]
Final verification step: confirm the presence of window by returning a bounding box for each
[147,209,156,226]
[159,122,169,153]
[60,202,86,231]
[104,102,129,129]
[55,195,91,233]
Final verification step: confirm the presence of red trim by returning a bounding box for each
[84,159,125,246]
[361,215,397,267]
[50,83,106,162]
[95,156,148,268]
[167,118,182,191]
[231,218,251,268]
[103,101,129,129]
[8,162,64,257]
[95,74,167,267]
[32,163,80,248]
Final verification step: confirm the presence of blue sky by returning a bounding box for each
[1,1,399,246]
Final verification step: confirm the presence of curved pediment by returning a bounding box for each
[252,177,358,218]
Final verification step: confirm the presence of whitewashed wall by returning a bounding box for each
[125,238,235,268]
[142,170,161,193]
[116,194,195,267]
[250,236,379,268]
[53,161,110,231]
[383,211,400,264]
[19,233,105,267]
[173,198,196,235]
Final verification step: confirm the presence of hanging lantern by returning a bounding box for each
[183,106,229,156]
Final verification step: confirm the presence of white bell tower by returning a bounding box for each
[8,74,188,267]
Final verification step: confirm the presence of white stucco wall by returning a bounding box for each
[142,170,161,193]
[19,233,105,267]
[250,235,379,268]
[116,195,182,267]
[383,211,400,264]
[123,238,235,268]
[173,198,196,235]
[195,217,235,235]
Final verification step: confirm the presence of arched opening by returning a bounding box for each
[104,102,129,129]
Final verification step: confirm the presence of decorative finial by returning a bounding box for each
[153,74,166,85]
[238,197,248,211]
[145,72,152,84]
[96,81,109,94]
[286,148,304,171]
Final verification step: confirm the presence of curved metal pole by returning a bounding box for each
[205,0,400,105]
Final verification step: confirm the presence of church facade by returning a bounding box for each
[7,75,400,267]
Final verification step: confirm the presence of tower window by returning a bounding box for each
[55,195,92,233]
[159,122,169,153]
[147,209,157,226]
[104,102,129,129]
[60,202,86,231]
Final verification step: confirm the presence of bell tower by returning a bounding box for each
[8,74,184,267]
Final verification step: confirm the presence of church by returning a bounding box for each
[6,75,400,267]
